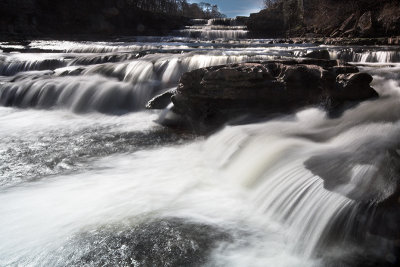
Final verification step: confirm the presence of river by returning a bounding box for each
[0,19,399,266]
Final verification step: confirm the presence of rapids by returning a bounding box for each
[1,18,400,266]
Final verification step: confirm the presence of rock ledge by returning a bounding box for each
[149,59,378,131]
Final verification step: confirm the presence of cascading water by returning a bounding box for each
[329,48,400,63]
[294,47,400,63]
[0,18,399,267]
[178,18,248,39]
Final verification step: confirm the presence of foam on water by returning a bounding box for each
[1,96,399,265]
[0,51,276,112]
[1,22,400,266]
[0,108,188,188]
[0,126,315,266]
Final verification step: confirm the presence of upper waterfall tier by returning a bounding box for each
[177,18,248,40]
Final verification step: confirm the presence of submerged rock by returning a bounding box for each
[150,59,377,131]
[305,148,400,204]
[56,218,231,267]
[305,143,400,242]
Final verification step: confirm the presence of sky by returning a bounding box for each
[189,0,264,18]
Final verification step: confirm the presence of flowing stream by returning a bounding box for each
[1,19,400,266]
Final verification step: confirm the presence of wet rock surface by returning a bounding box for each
[150,59,377,131]
[55,218,231,267]
[305,142,400,242]
[305,148,400,204]
[146,89,176,110]
[304,49,331,60]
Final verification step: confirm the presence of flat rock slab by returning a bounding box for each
[149,59,378,131]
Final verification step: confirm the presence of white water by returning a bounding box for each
[329,47,400,63]
[1,100,399,266]
[178,18,248,39]
[1,21,400,266]
[2,46,398,113]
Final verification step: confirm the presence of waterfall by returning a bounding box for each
[0,55,67,76]
[329,48,400,63]
[0,75,151,113]
[2,39,400,115]
[178,18,248,39]
[292,48,400,63]
[203,104,400,262]
[0,51,275,112]
[207,18,242,26]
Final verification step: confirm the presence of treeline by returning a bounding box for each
[131,0,226,18]
[0,0,226,39]
[248,0,400,37]
[263,0,398,28]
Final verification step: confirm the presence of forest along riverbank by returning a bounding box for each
[246,0,400,43]
[1,18,400,266]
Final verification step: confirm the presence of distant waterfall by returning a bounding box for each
[293,48,400,63]
[178,18,248,39]
[329,48,400,63]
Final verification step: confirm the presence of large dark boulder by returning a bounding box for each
[334,72,375,101]
[151,59,377,131]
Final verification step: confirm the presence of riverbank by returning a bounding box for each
[245,0,400,43]
[0,6,188,42]
[0,0,231,42]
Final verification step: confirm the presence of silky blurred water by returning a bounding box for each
[1,19,400,266]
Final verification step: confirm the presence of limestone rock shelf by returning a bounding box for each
[149,59,378,131]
